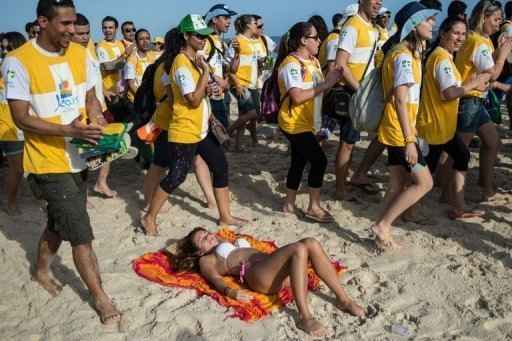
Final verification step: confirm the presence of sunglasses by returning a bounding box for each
[305,34,320,41]
[124,28,136,33]
[191,32,208,40]
[257,24,264,29]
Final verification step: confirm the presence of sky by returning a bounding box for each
[3,0,481,41]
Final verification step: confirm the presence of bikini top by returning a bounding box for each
[215,238,251,259]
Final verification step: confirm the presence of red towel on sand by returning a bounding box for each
[133,228,347,322]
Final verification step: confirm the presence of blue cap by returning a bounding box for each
[204,4,238,24]
[394,1,440,42]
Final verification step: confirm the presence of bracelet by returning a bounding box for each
[404,136,417,144]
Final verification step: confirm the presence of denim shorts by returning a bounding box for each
[0,141,24,156]
[457,97,492,133]
[234,88,260,115]
[337,116,361,144]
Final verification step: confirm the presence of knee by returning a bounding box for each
[300,237,320,250]
[291,242,308,258]
[420,173,434,193]
[312,153,328,171]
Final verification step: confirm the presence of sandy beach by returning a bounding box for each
[0,119,511,341]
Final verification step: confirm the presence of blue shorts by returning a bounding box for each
[457,97,492,133]
[337,116,360,144]
[0,141,24,156]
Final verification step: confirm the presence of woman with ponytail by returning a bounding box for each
[142,15,246,235]
[418,17,490,220]
[276,22,342,222]
[173,227,364,336]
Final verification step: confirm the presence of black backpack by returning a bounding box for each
[134,62,166,126]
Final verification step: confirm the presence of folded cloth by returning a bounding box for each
[71,122,131,156]
[132,228,347,322]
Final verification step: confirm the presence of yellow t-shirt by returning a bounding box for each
[96,40,126,93]
[230,34,267,89]
[124,50,159,102]
[378,43,422,147]
[2,40,93,174]
[0,77,24,141]
[418,47,462,145]
[455,31,495,98]
[318,31,340,70]
[153,62,172,131]
[338,14,379,82]
[278,55,324,134]
[169,53,211,143]
[86,40,107,112]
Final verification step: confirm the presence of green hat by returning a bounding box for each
[179,14,214,36]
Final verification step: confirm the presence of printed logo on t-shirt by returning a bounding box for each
[51,63,79,112]
[5,69,16,88]
[481,48,490,57]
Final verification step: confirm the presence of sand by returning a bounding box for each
[0,121,511,341]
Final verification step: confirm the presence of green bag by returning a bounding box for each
[71,123,131,158]
[486,90,502,125]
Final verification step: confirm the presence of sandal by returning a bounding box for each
[448,209,484,220]
[304,211,334,223]
[348,182,380,195]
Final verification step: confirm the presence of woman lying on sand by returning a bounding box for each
[174,227,365,337]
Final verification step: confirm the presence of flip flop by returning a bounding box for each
[348,182,380,195]
[448,210,484,220]
[304,211,334,223]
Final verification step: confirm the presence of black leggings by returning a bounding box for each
[426,135,470,174]
[283,131,327,190]
[160,134,228,194]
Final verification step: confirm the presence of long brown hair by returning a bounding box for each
[469,0,502,33]
[173,227,207,272]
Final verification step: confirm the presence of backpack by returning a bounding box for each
[348,66,385,132]
[134,62,167,127]
[206,35,227,63]
[260,55,305,124]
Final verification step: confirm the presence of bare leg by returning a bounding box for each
[245,242,325,336]
[477,123,499,200]
[283,188,298,214]
[351,137,385,184]
[142,186,168,236]
[5,153,23,215]
[33,228,63,296]
[143,164,166,210]
[373,166,433,250]
[301,238,364,316]
[335,142,354,199]
[193,156,216,208]
[214,187,247,227]
[72,243,121,325]
[93,163,117,198]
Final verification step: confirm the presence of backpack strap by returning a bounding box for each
[360,28,380,81]
[260,36,269,57]
[206,35,226,63]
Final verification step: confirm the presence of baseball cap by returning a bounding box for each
[204,4,237,24]
[178,14,214,36]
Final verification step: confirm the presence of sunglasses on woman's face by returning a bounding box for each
[305,34,320,41]
[257,24,264,29]
[191,32,208,40]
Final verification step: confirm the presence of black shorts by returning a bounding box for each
[27,171,94,247]
[387,144,427,173]
[153,130,170,168]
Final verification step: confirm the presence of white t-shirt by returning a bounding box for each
[435,59,460,92]
[175,67,196,96]
[326,37,339,62]
[473,44,495,72]
[393,53,420,104]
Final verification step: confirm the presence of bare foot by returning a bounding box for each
[219,216,248,228]
[5,205,21,216]
[337,299,365,317]
[32,271,63,297]
[296,318,327,337]
[370,224,400,251]
[205,201,217,209]
[282,202,299,215]
[141,215,159,236]
[95,297,121,325]
[93,184,117,199]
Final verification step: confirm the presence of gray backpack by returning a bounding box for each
[349,66,385,133]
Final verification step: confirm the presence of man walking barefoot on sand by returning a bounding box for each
[2,0,121,325]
